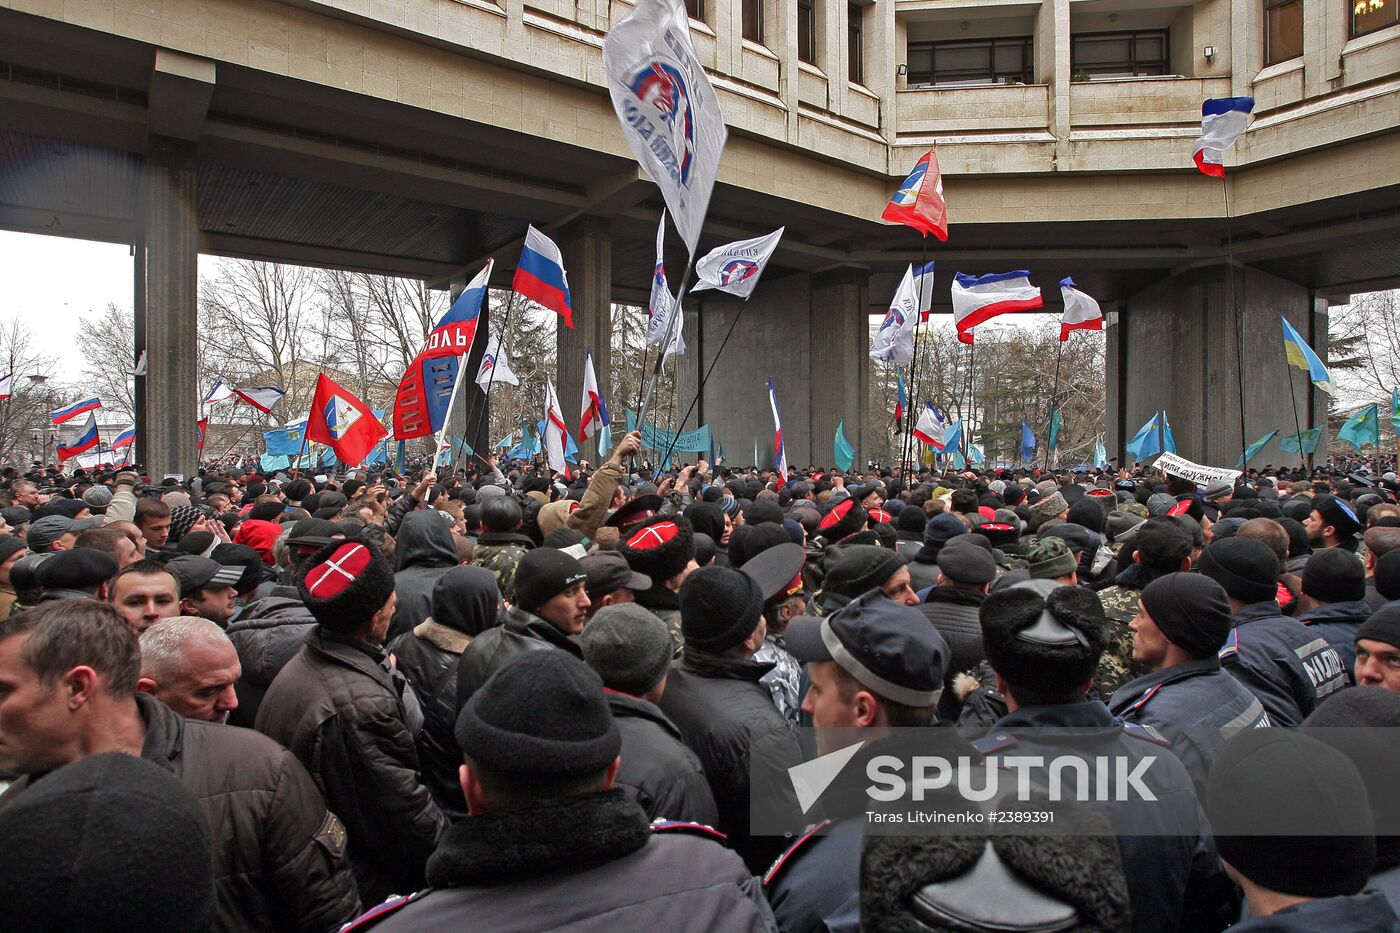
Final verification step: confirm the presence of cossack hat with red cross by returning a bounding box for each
[296,539,395,634]
[818,498,868,544]
[618,515,694,583]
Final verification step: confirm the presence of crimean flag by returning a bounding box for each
[913,403,948,450]
[514,226,573,328]
[231,386,286,413]
[51,396,103,424]
[395,259,492,439]
[56,413,99,461]
[881,148,948,241]
[202,381,235,406]
[1059,278,1103,340]
[1192,98,1254,177]
[766,379,788,490]
[1280,315,1333,395]
[307,373,389,468]
[951,271,1042,345]
[0,372,12,400]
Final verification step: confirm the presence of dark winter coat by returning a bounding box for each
[225,592,316,729]
[606,689,720,827]
[658,648,804,873]
[1229,891,1400,932]
[0,695,361,933]
[1298,598,1373,685]
[919,585,986,722]
[1222,601,1349,726]
[389,511,460,642]
[386,565,503,712]
[343,790,776,932]
[255,627,447,905]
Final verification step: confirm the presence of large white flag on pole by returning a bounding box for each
[604,0,727,257]
[645,214,685,359]
[691,227,784,299]
[869,263,925,365]
[474,335,520,389]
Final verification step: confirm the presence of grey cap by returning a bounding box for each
[26,515,95,551]
[580,604,675,696]
[82,485,114,510]
[1147,493,1177,517]
[164,555,244,597]
[1202,480,1234,501]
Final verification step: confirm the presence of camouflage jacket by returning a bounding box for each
[1093,564,1176,698]
[473,531,534,602]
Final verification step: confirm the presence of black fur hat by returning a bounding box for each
[297,539,395,634]
[619,515,695,583]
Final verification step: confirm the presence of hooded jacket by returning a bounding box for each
[389,511,460,642]
[388,566,503,714]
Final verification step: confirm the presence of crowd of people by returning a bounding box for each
[2,435,1400,931]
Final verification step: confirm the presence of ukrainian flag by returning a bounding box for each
[1281,316,1333,394]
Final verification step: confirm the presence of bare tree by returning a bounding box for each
[74,302,136,422]
[0,319,62,467]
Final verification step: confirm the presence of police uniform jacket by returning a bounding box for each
[982,702,1229,933]
[343,789,777,933]
[1108,657,1270,797]
[1221,601,1349,726]
[1298,599,1372,685]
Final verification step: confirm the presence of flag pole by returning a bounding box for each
[460,300,517,471]
[1044,338,1063,473]
[290,418,311,479]
[637,255,696,429]
[902,239,931,485]
[1221,176,1249,469]
[657,293,755,477]
[1285,368,1307,472]
[965,340,976,459]
[432,352,471,470]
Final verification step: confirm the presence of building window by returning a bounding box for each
[905,37,1034,87]
[848,3,864,83]
[685,0,703,21]
[742,0,763,42]
[1265,0,1304,64]
[798,0,817,64]
[1071,30,1170,78]
[1351,0,1398,36]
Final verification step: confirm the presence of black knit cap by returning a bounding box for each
[1302,548,1366,603]
[824,545,906,600]
[1140,572,1233,659]
[679,565,764,652]
[455,650,621,778]
[247,500,285,522]
[818,498,868,542]
[1207,729,1374,898]
[513,548,588,614]
[728,522,792,569]
[297,539,395,634]
[1197,537,1279,604]
[1357,604,1400,650]
[618,515,695,583]
[0,753,214,933]
[981,585,1108,694]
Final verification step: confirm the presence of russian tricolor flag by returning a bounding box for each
[951,271,1043,345]
[514,225,573,329]
[111,425,136,449]
[767,379,788,490]
[1192,97,1254,177]
[56,413,100,461]
[51,396,103,424]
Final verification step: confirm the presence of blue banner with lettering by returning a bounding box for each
[625,410,713,453]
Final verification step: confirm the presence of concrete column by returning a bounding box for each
[810,267,868,468]
[556,217,612,463]
[132,225,148,466]
[140,135,199,480]
[1111,264,1314,468]
[1038,0,1070,156]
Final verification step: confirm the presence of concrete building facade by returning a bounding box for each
[0,0,1397,474]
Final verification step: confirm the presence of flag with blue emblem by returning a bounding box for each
[307,373,388,468]
[881,148,948,241]
[604,0,727,256]
[692,227,784,299]
[1126,412,1162,462]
